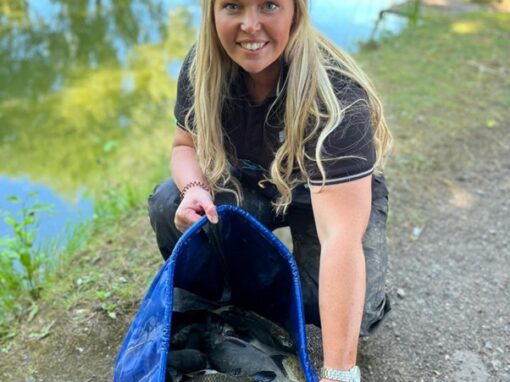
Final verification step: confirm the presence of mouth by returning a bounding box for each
[238,41,268,52]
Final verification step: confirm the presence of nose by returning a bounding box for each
[240,9,261,34]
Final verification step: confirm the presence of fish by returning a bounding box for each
[167,349,208,373]
[271,354,306,382]
[167,296,305,382]
[188,370,276,382]
[171,322,208,350]
[210,306,295,353]
[172,287,223,313]
[205,307,306,381]
[207,336,295,381]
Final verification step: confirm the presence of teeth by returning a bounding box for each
[241,42,266,51]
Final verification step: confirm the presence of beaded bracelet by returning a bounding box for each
[179,180,211,200]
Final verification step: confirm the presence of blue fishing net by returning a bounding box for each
[113,205,318,382]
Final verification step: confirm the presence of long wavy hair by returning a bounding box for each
[184,0,391,214]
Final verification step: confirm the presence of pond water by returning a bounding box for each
[0,0,408,251]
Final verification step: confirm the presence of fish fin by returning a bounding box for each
[224,337,248,348]
[269,354,285,368]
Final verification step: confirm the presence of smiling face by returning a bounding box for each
[213,0,295,82]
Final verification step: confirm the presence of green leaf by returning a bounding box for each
[102,140,118,153]
[30,203,52,212]
[5,196,20,203]
[107,311,117,320]
[22,214,36,227]
[20,251,32,269]
[4,217,18,228]
[101,303,117,319]
[96,290,111,301]
[486,119,497,129]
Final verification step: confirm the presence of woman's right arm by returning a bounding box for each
[171,127,218,232]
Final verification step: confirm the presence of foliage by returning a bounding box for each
[0,193,52,332]
[400,0,422,25]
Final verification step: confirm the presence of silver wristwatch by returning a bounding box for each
[320,365,361,382]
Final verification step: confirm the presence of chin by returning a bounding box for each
[241,66,264,74]
[239,62,271,74]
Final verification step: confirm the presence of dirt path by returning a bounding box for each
[362,128,510,381]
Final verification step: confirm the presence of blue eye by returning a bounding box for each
[224,3,240,11]
[263,2,278,11]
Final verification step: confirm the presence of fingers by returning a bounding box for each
[175,196,219,233]
[174,207,202,233]
[204,202,218,224]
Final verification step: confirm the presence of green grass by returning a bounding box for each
[358,10,510,228]
[41,173,168,311]
[0,157,168,338]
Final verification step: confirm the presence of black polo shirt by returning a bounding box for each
[174,49,376,199]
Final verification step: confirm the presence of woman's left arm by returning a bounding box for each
[310,175,372,375]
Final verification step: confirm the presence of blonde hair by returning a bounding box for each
[185,0,391,214]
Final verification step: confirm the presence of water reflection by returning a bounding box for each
[311,0,407,52]
[0,176,93,252]
[1,0,197,251]
[0,0,407,249]
[1,1,196,195]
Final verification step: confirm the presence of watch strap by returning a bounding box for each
[320,365,361,382]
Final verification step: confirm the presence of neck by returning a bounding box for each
[245,60,281,104]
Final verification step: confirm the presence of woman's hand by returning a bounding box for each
[174,187,218,232]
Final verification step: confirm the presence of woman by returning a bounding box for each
[149,0,392,380]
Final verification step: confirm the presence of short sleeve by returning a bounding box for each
[305,75,376,185]
[174,47,195,130]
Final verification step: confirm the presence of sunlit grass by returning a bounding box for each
[357,9,510,232]
[451,20,484,34]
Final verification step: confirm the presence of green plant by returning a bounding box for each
[0,194,51,317]
[407,0,422,25]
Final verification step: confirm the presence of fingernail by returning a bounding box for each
[211,216,218,224]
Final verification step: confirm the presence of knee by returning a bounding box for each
[360,293,391,336]
[148,178,180,224]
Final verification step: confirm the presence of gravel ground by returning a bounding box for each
[306,135,510,381]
